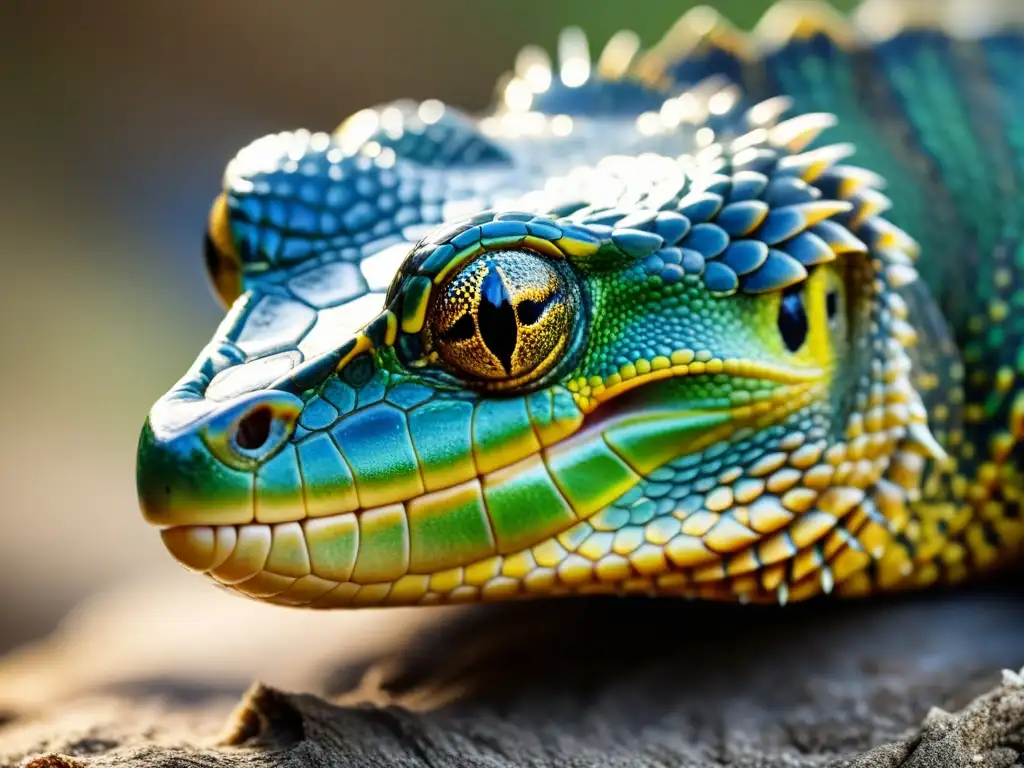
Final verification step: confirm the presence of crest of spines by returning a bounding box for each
[497,28,670,117]
[497,0,1023,118]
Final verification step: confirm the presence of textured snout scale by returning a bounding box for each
[138,0,1024,608]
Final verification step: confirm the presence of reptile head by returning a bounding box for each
[137,88,943,607]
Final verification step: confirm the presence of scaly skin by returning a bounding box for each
[137,1,1024,608]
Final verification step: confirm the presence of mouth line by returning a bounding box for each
[575,355,824,413]
[158,373,824,537]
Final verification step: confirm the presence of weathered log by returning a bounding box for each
[1,577,1021,767]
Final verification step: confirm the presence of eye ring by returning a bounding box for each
[425,249,579,389]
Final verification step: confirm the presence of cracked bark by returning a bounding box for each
[1,577,1021,768]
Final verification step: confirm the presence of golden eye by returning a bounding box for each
[204,193,243,307]
[428,250,578,387]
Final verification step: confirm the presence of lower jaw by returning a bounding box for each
[167,512,874,608]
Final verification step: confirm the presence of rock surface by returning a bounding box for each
[0,577,1021,767]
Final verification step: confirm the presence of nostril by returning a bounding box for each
[200,391,303,469]
[235,406,273,451]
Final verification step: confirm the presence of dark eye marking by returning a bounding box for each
[779,287,809,352]
[342,353,375,387]
[516,294,554,326]
[478,265,518,374]
[826,288,839,320]
[441,312,476,342]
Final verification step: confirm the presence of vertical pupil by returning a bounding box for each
[478,265,518,374]
[826,289,838,320]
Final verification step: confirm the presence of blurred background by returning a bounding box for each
[0,0,858,656]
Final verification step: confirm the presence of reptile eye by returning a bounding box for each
[429,250,577,386]
[204,193,243,307]
[778,286,809,352]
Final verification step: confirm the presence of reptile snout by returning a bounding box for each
[136,390,303,527]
